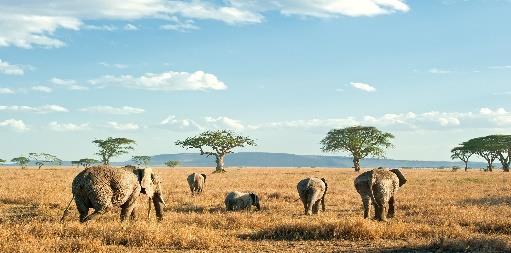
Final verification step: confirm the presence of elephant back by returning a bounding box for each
[297,177,326,194]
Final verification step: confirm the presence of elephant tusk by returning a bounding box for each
[158,195,167,207]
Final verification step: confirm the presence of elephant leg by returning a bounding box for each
[82,208,108,222]
[387,196,395,218]
[312,201,319,214]
[362,196,371,219]
[75,199,90,222]
[120,188,139,222]
[130,207,137,220]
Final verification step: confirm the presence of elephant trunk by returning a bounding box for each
[152,193,165,221]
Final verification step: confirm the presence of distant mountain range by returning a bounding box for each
[1,152,487,168]
[133,152,485,168]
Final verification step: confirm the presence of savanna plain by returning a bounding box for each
[1,167,510,252]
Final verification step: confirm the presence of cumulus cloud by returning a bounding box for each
[0,88,15,94]
[89,70,227,91]
[107,122,140,131]
[160,18,199,32]
[98,62,128,69]
[48,121,90,132]
[31,86,52,93]
[50,77,88,90]
[0,105,68,113]
[0,119,29,132]
[160,115,203,131]
[205,116,245,130]
[124,24,139,30]
[0,59,24,75]
[0,0,409,48]
[350,82,376,92]
[80,106,145,115]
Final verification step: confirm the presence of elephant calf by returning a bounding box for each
[297,177,328,215]
[354,167,407,221]
[224,191,261,211]
[68,165,166,222]
[187,173,207,195]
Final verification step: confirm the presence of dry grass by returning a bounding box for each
[1,167,511,252]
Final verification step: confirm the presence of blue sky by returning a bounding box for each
[1,0,510,162]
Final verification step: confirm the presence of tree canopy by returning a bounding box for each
[165,160,180,167]
[0,159,5,163]
[175,130,256,172]
[450,146,473,171]
[321,126,394,172]
[28,153,62,169]
[457,135,511,172]
[11,156,30,169]
[132,155,151,166]
[92,137,136,165]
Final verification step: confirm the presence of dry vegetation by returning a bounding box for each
[1,167,511,252]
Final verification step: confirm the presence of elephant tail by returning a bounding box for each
[368,176,378,209]
[60,195,75,223]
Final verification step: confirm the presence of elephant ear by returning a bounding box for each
[139,167,155,197]
[390,169,407,187]
[201,174,207,183]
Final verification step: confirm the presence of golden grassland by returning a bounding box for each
[1,167,511,252]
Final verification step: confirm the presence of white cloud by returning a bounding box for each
[0,105,68,113]
[107,122,140,131]
[83,24,117,31]
[249,118,359,130]
[31,86,52,93]
[49,121,90,132]
[350,82,376,92]
[429,68,452,74]
[205,116,245,130]
[0,88,15,94]
[98,62,128,69]
[50,77,88,90]
[160,115,202,131]
[0,1,408,48]
[124,24,139,30]
[89,70,227,91]
[80,106,145,115]
[160,17,199,32]
[0,119,29,132]
[0,59,24,75]
[489,65,511,70]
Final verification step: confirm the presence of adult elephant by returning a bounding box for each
[297,177,328,215]
[354,167,407,221]
[62,165,166,222]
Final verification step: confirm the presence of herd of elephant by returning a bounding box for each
[61,166,407,223]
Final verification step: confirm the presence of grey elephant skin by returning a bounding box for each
[354,168,407,221]
[297,177,328,215]
[224,191,261,211]
[70,165,166,222]
[187,173,207,195]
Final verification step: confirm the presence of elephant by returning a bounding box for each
[297,177,328,215]
[224,191,261,211]
[354,167,407,221]
[187,173,207,195]
[63,165,166,222]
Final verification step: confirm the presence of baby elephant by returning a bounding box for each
[187,173,207,195]
[224,191,261,211]
[354,167,407,221]
[297,177,328,215]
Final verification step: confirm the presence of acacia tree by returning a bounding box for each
[491,135,511,172]
[321,126,394,172]
[165,160,180,167]
[175,130,256,173]
[28,153,62,169]
[132,155,151,166]
[93,137,136,165]
[72,158,100,168]
[0,159,5,163]
[450,146,473,172]
[462,136,499,172]
[11,156,30,169]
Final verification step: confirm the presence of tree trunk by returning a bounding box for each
[353,157,361,172]
[214,155,226,173]
[503,164,510,172]
[464,161,468,172]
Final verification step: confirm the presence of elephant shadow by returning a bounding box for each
[459,196,511,206]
